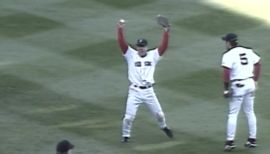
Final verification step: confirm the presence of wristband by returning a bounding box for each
[224,82,229,90]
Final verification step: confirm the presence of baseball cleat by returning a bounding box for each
[244,138,257,148]
[224,140,236,151]
[121,137,130,143]
[162,127,173,138]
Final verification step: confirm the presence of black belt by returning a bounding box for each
[231,77,253,82]
[134,85,152,89]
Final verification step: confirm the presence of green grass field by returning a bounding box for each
[0,0,270,154]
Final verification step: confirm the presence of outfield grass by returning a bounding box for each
[0,0,270,154]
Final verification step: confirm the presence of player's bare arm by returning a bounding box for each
[253,61,261,89]
[157,27,169,56]
[253,61,261,81]
[222,66,231,98]
[117,19,128,54]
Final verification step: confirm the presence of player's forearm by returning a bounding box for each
[223,67,230,90]
[158,29,169,55]
[253,62,261,81]
[117,27,128,53]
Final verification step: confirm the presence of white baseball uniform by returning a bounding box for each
[221,46,260,141]
[122,46,168,138]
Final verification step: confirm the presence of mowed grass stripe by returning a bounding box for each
[0,39,54,64]
[152,87,226,135]
[1,0,270,154]
[0,55,224,109]
[0,74,123,146]
[28,104,78,114]
[175,8,263,36]
[0,61,127,109]
[133,141,184,151]
[51,119,117,129]
[0,111,134,154]
[0,39,226,109]
[3,0,226,52]
[0,41,266,141]
[0,64,228,141]
[0,12,64,38]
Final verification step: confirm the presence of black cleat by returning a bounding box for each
[224,140,236,151]
[162,127,173,138]
[244,138,257,148]
[121,137,130,143]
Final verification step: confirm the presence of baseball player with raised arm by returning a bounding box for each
[116,18,173,143]
[221,33,261,151]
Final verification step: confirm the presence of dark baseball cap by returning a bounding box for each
[56,140,74,153]
[222,33,238,42]
[136,38,148,47]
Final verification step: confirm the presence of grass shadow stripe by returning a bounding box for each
[0,61,14,67]
[51,119,100,128]
[133,141,185,151]
[0,73,121,125]
[52,119,117,129]
[28,104,78,114]
[96,0,158,9]
[0,12,64,38]
[159,68,221,100]
[130,128,237,154]
[62,0,158,9]
[174,8,263,36]
[64,39,123,68]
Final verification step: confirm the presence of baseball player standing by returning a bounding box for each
[116,19,173,143]
[221,33,261,151]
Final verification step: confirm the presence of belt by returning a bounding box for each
[231,77,253,82]
[134,85,152,89]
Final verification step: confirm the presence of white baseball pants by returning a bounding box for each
[226,78,257,141]
[122,85,167,137]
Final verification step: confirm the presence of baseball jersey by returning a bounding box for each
[221,46,260,80]
[124,46,161,86]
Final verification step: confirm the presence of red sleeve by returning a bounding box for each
[157,30,169,56]
[117,27,128,54]
[253,61,261,81]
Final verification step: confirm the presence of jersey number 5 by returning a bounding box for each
[239,53,248,65]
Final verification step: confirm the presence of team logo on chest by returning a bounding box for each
[134,61,152,67]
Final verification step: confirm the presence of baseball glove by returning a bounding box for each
[156,15,170,28]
